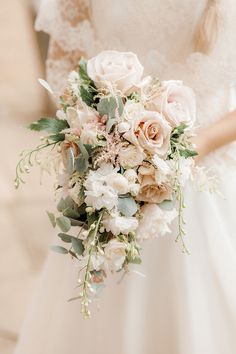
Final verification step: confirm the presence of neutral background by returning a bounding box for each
[0,1,54,353]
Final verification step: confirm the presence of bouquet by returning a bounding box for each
[15,50,198,318]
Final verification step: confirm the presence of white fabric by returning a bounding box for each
[15,1,236,354]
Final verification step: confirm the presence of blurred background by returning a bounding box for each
[0,1,54,353]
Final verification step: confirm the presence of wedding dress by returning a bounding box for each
[15,1,236,353]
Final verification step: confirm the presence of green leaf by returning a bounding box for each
[159,199,175,211]
[46,211,56,228]
[129,256,142,264]
[72,238,84,255]
[74,155,89,175]
[56,216,71,232]
[58,233,73,243]
[171,123,187,138]
[69,218,85,227]
[118,196,138,217]
[50,245,68,254]
[28,117,69,134]
[48,133,65,142]
[78,59,90,82]
[57,196,74,212]
[78,141,89,160]
[179,149,198,158]
[97,96,117,118]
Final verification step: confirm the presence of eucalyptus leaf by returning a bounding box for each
[72,238,84,255]
[159,199,176,211]
[74,155,89,175]
[56,216,71,232]
[46,211,56,228]
[118,196,138,217]
[78,141,89,159]
[58,233,73,243]
[50,245,68,254]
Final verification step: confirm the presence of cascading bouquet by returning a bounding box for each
[15,50,198,318]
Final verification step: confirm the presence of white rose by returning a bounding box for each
[147,80,196,127]
[87,50,144,93]
[102,213,138,236]
[136,204,177,241]
[104,239,127,271]
[119,144,145,169]
[80,128,98,145]
[108,174,130,194]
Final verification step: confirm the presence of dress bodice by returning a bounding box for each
[36,0,236,165]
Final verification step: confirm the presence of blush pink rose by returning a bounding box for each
[147,80,196,127]
[123,111,171,156]
[136,164,172,203]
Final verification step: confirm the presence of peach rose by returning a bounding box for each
[147,80,196,127]
[123,111,171,156]
[136,164,172,203]
[87,50,144,93]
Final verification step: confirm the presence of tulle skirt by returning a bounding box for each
[14,169,236,354]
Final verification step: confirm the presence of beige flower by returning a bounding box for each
[119,144,145,169]
[123,111,171,156]
[87,50,144,93]
[136,164,172,203]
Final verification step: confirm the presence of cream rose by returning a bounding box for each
[147,80,196,127]
[103,214,138,236]
[87,50,144,93]
[136,164,172,203]
[104,239,127,271]
[119,144,145,169]
[123,111,171,156]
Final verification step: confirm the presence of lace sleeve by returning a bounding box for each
[35,0,95,95]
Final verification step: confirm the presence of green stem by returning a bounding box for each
[81,210,104,318]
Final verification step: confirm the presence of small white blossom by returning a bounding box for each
[136,204,177,241]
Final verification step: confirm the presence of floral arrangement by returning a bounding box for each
[15,50,198,318]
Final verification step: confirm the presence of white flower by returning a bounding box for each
[80,128,98,145]
[102,213,138,236]
[147,80,196,127]
[129,183,140,196]
[117,122,130,133]
[104,239,127,271]
[123,169,138,184]
[119,144,145,169]
[87,50,144,93]
[67,70,80,96]
[124,101,145,121]
[152,155,171,184]
[84,164,118,211]
[108,174,130,194]
[66,106,98,131]
[136,204,177,241]
[91,253,106,271]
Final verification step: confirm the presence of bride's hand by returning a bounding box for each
[192,131,209,164]
[192,108,236,164]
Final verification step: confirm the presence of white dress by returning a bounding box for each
[15,1,236,353]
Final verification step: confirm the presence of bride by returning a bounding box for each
[15,1,236,353]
